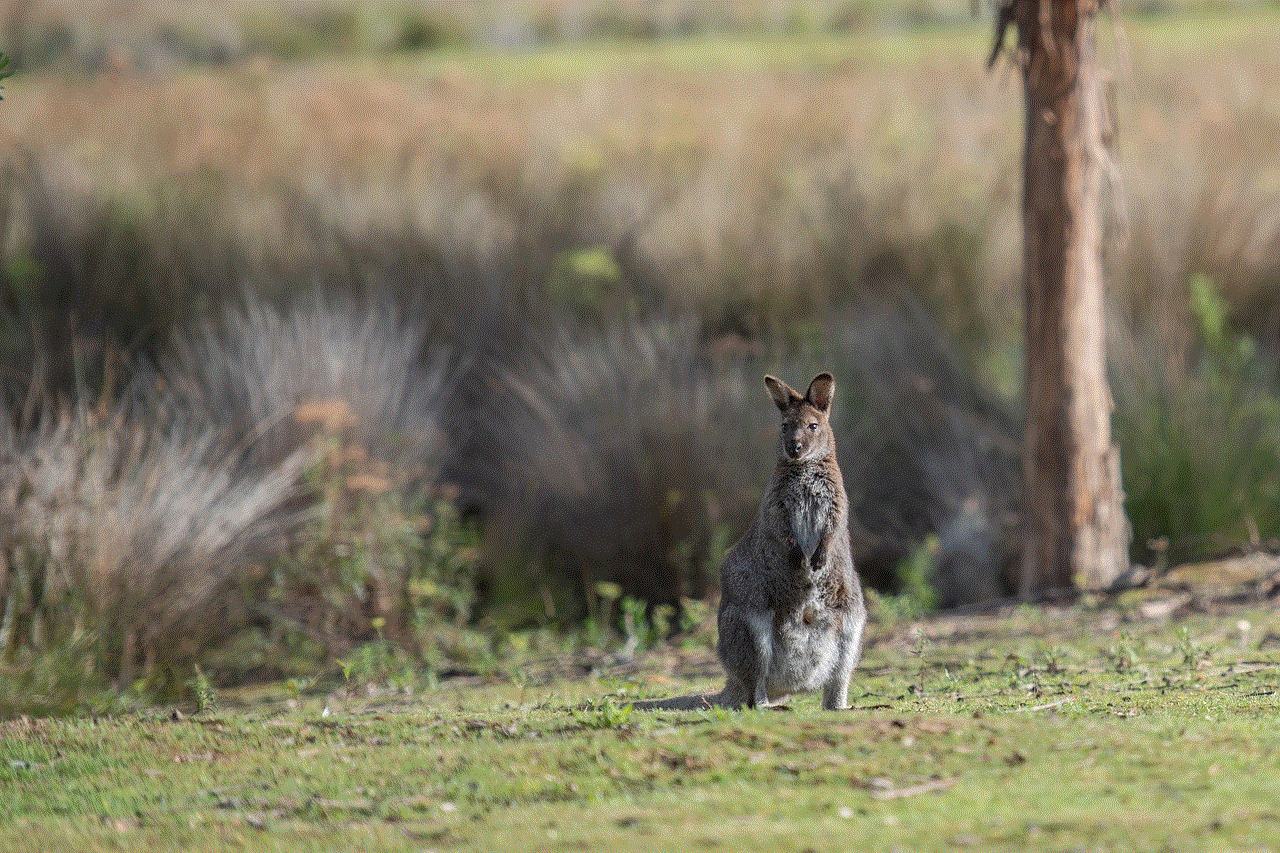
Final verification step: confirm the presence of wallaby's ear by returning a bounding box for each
[806,372,834,412]
[764,375,801,411]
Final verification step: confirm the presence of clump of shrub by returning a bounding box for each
[0,391,313,713]
[463,313,760,627]
[0,286,478,713]
[1115,275,1280,567]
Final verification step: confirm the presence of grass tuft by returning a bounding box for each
[0,286,477,713]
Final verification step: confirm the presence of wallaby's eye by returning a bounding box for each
[807,423,819,431]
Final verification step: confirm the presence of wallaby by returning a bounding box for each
[634,372,866,711]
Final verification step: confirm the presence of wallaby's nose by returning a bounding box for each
[787,439,802,457]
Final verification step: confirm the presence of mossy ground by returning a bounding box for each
[4,600,1280,853]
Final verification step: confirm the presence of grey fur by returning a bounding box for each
[634,373,866,712]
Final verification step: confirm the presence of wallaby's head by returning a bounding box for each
[764,373,835,462]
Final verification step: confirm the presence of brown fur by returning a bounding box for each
[633,373,867,712]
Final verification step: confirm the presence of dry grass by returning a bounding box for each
[3,12,1278,374]
[166,286,456,475]
[464,314,760,623]
[0,287,469,711]
[0,393,315,703]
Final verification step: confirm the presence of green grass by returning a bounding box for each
[395,23,989,82]
[367,5,1280,83]
[4,606,1280,852]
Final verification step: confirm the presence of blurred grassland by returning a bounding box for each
[4,0,1274,69]
[3,7,1278,373]
[0,2,1279,712]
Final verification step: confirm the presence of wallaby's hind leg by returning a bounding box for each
[718,605,773,709]
[821,615,865,711]
[744,610,773,708]
[820,659,852,711]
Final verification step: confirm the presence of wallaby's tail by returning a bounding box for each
[630,689,739,711]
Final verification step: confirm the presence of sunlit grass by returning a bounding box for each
[4,606,1280,852]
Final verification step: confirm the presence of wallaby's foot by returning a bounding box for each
[819,692,848,711]
[821,682,851,711]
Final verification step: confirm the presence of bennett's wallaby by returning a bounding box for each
[634,372,866,711]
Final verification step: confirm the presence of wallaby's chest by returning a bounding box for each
[777,468,839,560]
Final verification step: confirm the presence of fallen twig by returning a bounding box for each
[1027,697,1073,712]
[870,777,959,800]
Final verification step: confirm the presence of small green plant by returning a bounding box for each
[676,597,714,649]
[697,704,735,723]
[1042,645,1068,675]
[619,595,665,653]
[336,620,407,687]
[865,539,944,629]
[185,666,217,714]
[897,537,942,620]
[1005,651,1027,689]
[909,627,930,695]
[582,581,621,650]
[580,585,678,655]
[1105,632,1138,673]
[285,676,316,699]
[1175,626,1210,675]
[571,698,635,730]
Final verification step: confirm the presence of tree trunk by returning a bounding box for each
[996,0,1129,596]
